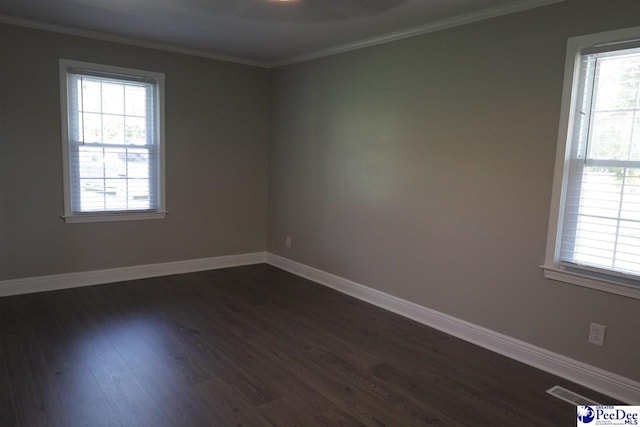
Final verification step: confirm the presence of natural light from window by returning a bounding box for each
[561,50,640,277]
[60,59,165,223]
[71,76,155,212]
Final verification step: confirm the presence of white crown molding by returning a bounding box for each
[0,15,271,69]
[2,0,564,69]
[272,0,565,67]
[266,253,640,404]
[0,252,267,297]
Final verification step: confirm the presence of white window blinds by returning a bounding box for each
[560,48,640,278]
[59,59,166,223]
[67,71,158,213]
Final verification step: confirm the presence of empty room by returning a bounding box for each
[1,0,639,425]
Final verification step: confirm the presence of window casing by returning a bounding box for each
[60,59,166,223]
[544,27,640,300]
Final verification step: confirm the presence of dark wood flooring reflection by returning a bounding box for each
[0,264,616,426]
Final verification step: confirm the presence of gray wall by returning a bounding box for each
[0,24,270,280]
[268,0,640,380]
[1,0,638,383]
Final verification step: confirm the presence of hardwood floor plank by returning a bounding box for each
[121,277,283,407]
[232,300,382,369]
[242,332,341,416]
[48,289,173,427]
[0,335,18,427]
[27,303,113,427]
[304,346,466,426]
[258,398,324,427]
[195,377,272,426]
[172,290,334,415]
[245,334,433,426]
[262,283,432,372]
[2,320,68,426]
[0,264,611,426]
[370,361,525,426]
[314,408,368,427]
[131,362,226,427]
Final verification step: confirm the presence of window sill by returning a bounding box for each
[541,265,640,300]
[62,211,168,224]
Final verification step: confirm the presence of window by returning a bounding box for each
[59,59,166,223]
[544,27,640,299]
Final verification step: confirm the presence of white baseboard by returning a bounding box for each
[266,253,640,404]
[2,251,637,403]
[0,252,267,297]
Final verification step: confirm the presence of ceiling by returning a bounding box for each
[0,0,561,67]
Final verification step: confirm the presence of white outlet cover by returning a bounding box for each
[588,323,606,347]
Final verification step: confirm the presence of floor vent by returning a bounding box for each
[546,385,601,406]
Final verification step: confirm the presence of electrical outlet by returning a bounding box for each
[285,236,292,248]
[588,323,606,347]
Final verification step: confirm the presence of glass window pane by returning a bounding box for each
[102,82,124,115]
[614,220,640,273]
[555,37,640,284]
[572,216,617,269]
[621,169,640,220]
[587,111,633,160]
[82,112,102,143]
[579,167,622,219]
[104,179,127,210]
[79,178,107,212]
[78,146,104,179]
[125,117,147,145]
[128,179,151,210]
[103,115,125,145]
[594,55,640,111]
[103,149,127,178]
[80,79,102,113]
[65,64,162,217]
[617,221,640,248]
[125,85,147,117]
[124,148,150,178]
[633,116,640,161]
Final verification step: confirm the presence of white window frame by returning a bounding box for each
[543,27,640,300]
[59,59,166,223]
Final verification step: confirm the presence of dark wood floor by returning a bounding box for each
[0,264,616,426]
